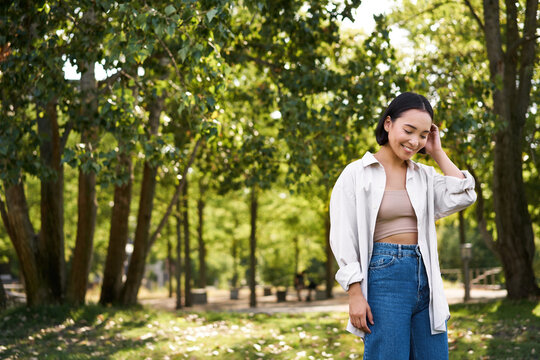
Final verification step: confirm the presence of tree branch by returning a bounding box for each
[504,0,520,56]
[155,35,187,88]
[462,0,484,31]
[482,0,505,93]
[503,0,520,104]
[116,69,145,90]
[516,0,539,121]
[225,49,284,74]
[60,119,73,153]
[147,137,203,251]
[97,71,123,89]
[392,0,457,27]
[507,34,540,59]
[0,192,14,241]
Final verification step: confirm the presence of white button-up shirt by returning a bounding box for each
[329,151,477,338]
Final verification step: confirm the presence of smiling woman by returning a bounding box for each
[383,110,432,157]
[329,92,477,359]
[375,92,433,155]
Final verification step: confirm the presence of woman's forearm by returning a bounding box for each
[430,149,465,179]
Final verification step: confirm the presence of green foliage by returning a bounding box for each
[261,248,293,287]
[1,0,232,185]
[144,185,327,289]
[437,214,500,270]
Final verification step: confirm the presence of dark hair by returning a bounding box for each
[375,92,433,153]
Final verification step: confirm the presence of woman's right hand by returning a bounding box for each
[348,283,374,333]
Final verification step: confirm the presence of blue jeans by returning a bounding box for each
[363,242,449,360]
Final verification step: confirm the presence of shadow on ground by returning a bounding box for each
[0,304,154,359]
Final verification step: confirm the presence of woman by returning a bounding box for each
[329,92,476,359]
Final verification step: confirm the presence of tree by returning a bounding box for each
[66,7,100,304]
[0,275,6,310]
[119,90,163,305]
[196,179,207,289]
[1,0,230,306]
[99,136,134,305]
[390,0,539,298]
[482,0,539,298]
[214,74,281,307]
[96,0,230,305]
[1,1,75,305]
[175,197,183,309]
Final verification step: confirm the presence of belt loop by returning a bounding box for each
[415,245,421,257]
[398,244,402,258]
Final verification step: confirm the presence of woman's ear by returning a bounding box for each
[384,117,392,132]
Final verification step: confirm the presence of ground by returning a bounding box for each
[1,284,537,359]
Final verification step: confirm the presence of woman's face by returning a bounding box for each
[384,109,432,161]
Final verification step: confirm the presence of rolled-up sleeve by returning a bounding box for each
[433,169,477,220]
[329,176,362,292]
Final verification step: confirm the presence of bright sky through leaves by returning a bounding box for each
[62,1,408,81]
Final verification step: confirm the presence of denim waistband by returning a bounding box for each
[372,242,421,257]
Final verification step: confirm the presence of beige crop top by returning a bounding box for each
[373,190,418,242]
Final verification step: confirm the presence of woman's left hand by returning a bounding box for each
[424,124,443,155]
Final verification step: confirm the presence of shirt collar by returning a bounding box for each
[361,151,419,171]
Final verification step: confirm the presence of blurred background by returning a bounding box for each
[0,0,538,310]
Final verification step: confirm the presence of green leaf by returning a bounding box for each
[38,3,51,13]
[166,24,176,37]
[177,103,186,115]
[155,23,165,37]
[164,5,176,16]
[178,45,190,62]
[206,8,218,23]
[206,96,216,108]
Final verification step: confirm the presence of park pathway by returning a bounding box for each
[141,285,507,314]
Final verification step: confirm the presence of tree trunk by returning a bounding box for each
[167,226,173,298]
[325,211,333,299]
[175,197,182,309]
[37,98,65,303]
[0,274,6,310]
[120,96,162,305]
[249,187,258,308]
[2,181,50,305]
[458,211,465,246]
[483,0,539,298]
[67,61,98,305]
[183,179,192,307]
[493,131,537,298]
[196,184,206,288]
[294,236,299,275]
[100,153,133,305]
[458,210,470,301]
[231,215,239,288]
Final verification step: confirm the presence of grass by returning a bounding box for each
[0,300,538,359]
[448,300,539,359]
